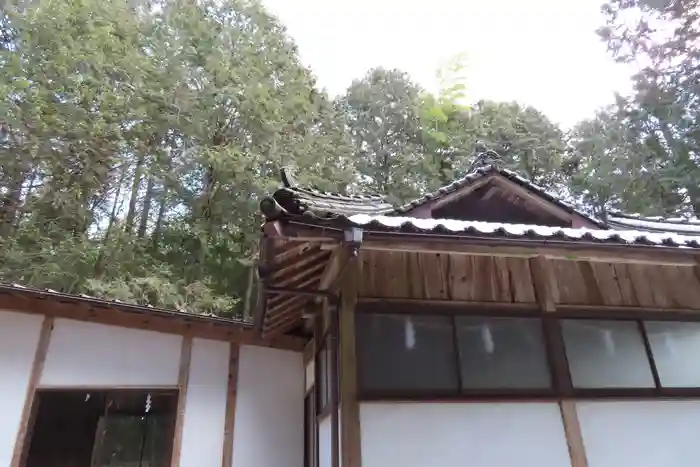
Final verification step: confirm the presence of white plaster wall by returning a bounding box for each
[318,410,342,467]
[180,338,230,467]
[360,402,572,467]
[231,345,304,467]
[0,311,44,467]
[319,416,332,467]
[41,318,182,387]
[577,400,700,467]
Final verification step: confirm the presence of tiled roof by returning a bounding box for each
[0,282,251,325]
[263,165,604,226]
[262,168,393,219]
[269,185,394,218]
[337,214,700,248]
[607,211,700,235]
[395,164,605,227]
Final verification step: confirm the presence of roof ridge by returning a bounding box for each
[608,210,700,225]
[392,164,606,228]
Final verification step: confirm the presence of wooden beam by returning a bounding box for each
[529,256,559,312]
[559,401,589,467]
[221,344,240,467]
[330,309,340,467]
[339,254,362,467]
[317,246,347,294]
[341,239,697,266]
[10,316,53,467]
[171,335,193,467]
[273,241,321,266]
[579,262,604,305]
[528,256,587,467]
[271,248,328,280]
[274,261,327,288]
[359,297,538,313]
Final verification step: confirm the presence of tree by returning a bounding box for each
[420,53,474,187]
[336,68,426,203]
[0,0,354,317]
[468,101,566,188]
[590,0,700,216]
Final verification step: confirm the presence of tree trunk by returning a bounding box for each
[95,164,127,277]
[138,172,156,239]
[124,152,146,235]
[151,185,167,251]
[0,170,27,236]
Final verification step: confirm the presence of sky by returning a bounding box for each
[262,0,638,128]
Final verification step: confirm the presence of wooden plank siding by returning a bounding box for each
[359,251,700,311]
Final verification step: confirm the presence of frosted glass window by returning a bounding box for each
[645,321,700,387]
[456,316,551,389]
[561,319,654,388]
[357,314,458,391]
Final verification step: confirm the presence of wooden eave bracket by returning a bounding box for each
[312,246,351,306]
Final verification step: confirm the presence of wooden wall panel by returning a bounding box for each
[552,261,700,310]
[359,252,538,303]
[361,251,700,311]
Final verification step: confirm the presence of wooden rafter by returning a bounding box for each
[270,248,327,281]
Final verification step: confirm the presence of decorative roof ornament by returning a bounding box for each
[468,147,504,173]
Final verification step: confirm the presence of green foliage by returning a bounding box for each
[0,0,353,318]
[335,68,427,203]
[564,0,700,217]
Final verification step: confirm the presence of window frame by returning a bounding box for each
[355,302,700,401]
[316,330,334,418]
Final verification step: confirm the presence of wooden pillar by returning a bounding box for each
[529,256,588,467]
[221,344,240,467]
[171,334,193,467]
[339,255,362,467]
[11,315,54,467]
[559,401,589,467]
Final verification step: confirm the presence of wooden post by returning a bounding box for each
[339,254,362,467]
[11,315,54,467]
[529,255,559,312]
[221,344,240,467]
[330,308,340,467]
[170,335,193,467]
[529,256,588,467]
[559,401,589,467]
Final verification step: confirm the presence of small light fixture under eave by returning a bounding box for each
[343,227,363,256]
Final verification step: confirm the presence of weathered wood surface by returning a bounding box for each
[359,251,700,310]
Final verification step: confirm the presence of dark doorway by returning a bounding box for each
[23,389,178,467]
